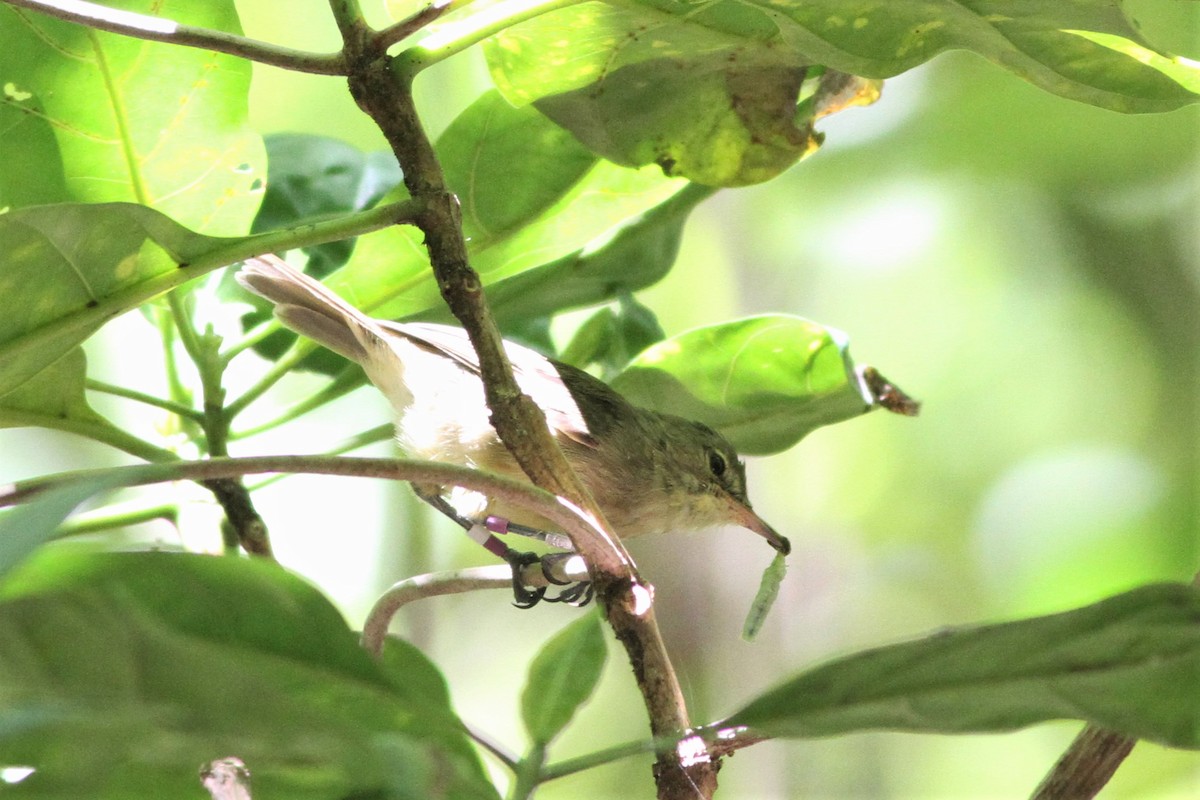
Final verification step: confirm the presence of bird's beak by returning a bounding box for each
[723,495,791,556]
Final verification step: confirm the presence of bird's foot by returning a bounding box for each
[540,552,593,607]
[503,549,548,609]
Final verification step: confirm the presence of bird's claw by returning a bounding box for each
[504,550,592,608]
[541,552,593,607]
[504,549,547,609]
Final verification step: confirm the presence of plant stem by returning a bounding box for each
[86,379,204,422]
[0,456,583,524]
[332,10,716,796]
[55,500,179,538]
[541,738,660,781]
[230,373,366,440]
[0,410,179,464]
[224,342,315,419]
[508,745,546,800]
[1029,727,1136,800]
[2,0,346,74]
[395,0,585,75]
[465,723,519,773]
[373,0,457,52]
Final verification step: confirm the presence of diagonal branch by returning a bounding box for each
[2,0,346,75]
[325,4,718,797]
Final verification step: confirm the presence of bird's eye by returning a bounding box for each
[708,449,727,478]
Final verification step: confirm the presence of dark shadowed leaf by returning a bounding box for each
[0,550,497,800]
[251,134,402,275]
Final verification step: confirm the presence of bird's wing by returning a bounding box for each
[378,321,598,447]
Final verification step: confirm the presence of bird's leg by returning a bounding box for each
[412,487,584,607]
[475,517,591,606]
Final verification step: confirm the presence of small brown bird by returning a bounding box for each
[238,255,788,599]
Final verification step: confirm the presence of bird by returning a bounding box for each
[237,254,789,603]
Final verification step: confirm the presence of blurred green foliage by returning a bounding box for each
[0,0,1195,797]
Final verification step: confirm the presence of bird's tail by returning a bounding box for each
[236,254,381,364]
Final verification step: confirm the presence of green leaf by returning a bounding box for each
[486,0,1200,117]
[719,583,1200,749]
[0,478,117,580]
[534,64,821,186]
[487,182,712,328]
[610,315,875,455]
[0,0,264,232]
[0,550,497,800]
[321,91,686,322]
[0,203,223,398]
[0,349,98,426]
[520,613,607,746]
[558,296,665,380]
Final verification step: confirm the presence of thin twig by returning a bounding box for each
[464,721,520,772]
[1029,727,1136,800]
[360,559,590,656]
[3,0,346,74]
[395,0,582,75]
[86,379,204,422]
[373,0,454,52]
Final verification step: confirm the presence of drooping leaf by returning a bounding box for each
[520,612,608,746]
[486,182,712,329]
[610,315,880,455]
[480,0,1199,184]
[0,550,497,800]
[485,0,1200,115]
[719,583,1200,749]
[535,63,822,186]
[0,0,264,232]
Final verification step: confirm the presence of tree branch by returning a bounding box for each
[1029,727,1136,800]
[373,0,454,52]
[3,0,346,75]
[360,560,589,656]
[325,12,717,797]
